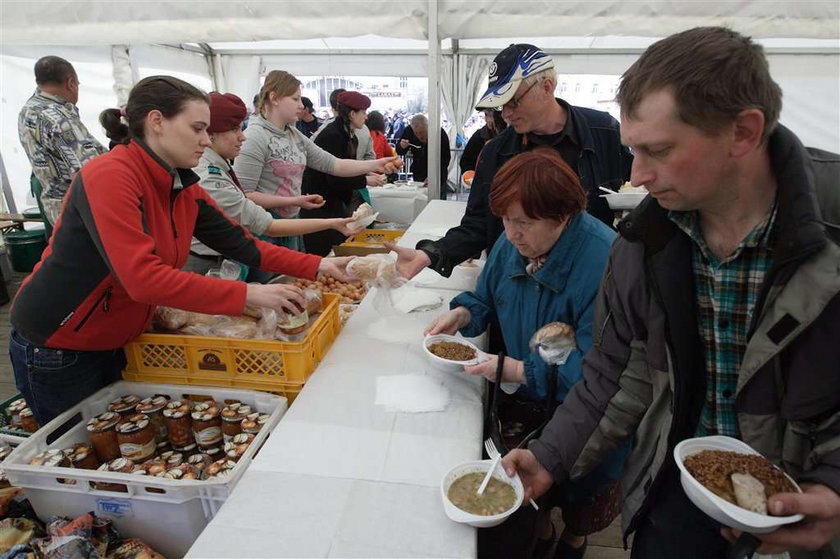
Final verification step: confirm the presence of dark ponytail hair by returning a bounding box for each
[337,103,354,128]
[123,75,209,140]
[99,108,130,147]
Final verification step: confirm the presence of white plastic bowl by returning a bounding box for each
[674,436,803,534]
[601,191,647,210]
[423,334,485,372]
[441,459,525,528]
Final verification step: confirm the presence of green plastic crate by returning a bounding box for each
[0,393,33,440]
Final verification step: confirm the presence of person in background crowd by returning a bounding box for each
[502,27,840,559]
[181,92,357,276]
[313,88,383,205]
[234,71,400,250]
[460,109,507,174]
[295,96,321,138]
[387,43,632,279]
[395,114,451,198]
[9,75,355,425]
[389,110,406,141]
[301,91,379,256]
[366,110,396,159]
[428,149,629,559]
[99,107,131,150]
[18,55,107,225]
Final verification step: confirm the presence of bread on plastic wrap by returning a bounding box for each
[346,254,402,288]
[153,307,190,330]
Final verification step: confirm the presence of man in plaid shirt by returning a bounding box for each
[18,56,106,225]
[505,27,840,559]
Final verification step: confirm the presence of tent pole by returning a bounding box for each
[427,0,440,201]
[0,150,18,214]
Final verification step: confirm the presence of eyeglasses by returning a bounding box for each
[495,80,540,112]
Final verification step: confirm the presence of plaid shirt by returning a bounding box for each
[18,89,106,201]
[669,207,777,437]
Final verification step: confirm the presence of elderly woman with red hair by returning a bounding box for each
[426,148,630,559]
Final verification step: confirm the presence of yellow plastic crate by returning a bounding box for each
[346,229,405,245]
[122,293,340,391]
[332,229,406,256]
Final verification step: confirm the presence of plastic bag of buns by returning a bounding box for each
[303,288,323,314]
[211,316,259,339]
[153,306,191,331]
[346,254,403,289]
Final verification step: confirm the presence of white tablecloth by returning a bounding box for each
[187,201,481,559]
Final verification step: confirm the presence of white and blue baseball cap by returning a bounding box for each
[475,44,555,109]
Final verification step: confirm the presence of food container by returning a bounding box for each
[162,401,192,448]
[1,381,287,559]
[440,459,525,528]
[19,408,39,433]
[423,334,487,372]
[86,412,122,462]
[6,398,28,424]
[28,449,70,468]
[191,404,223,450]
[115,414,156,463]
[107,395,141,417]
[136,395,170,443]
[220,403,246,441]
[65,443,100,470]
[673,436,804,534]
[122,294,341,391]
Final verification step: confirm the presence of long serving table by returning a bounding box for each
[186,201,484,558]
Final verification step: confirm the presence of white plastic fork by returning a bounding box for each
[484,438,540,510]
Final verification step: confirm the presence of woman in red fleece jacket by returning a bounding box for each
[9,76,353,425]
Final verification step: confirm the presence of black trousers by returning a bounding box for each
[630,470,730,559]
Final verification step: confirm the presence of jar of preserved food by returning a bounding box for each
[19,408,39,433]
[191,403,223,450]
[163,401,192,448]
[186,453,213,473]
[6,398,28,424]
[205,458,237,478]
[115,414,156,463]
[173,442,199,458]
[277,304,309,335]
[86,411,122,462]
[0,444,13,462]
[65,443,100,470]
[94,458,135,492]
[221,404,245,441]
[107,394,141,417]
[28,449,70,468]
[241,412,270,435]
[136,395,170,443]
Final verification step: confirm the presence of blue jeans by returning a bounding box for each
[9,329,126,426]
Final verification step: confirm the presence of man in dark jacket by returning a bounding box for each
[388,43,632,278]
[504,27,840,559]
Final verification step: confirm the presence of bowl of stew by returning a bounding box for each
[674,436,803,533]
[440,459,524,528]
[423,334,485,372]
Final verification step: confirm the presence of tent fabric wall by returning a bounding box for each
[3,1,837,44]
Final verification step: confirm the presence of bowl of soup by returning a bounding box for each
[440,459,524,528]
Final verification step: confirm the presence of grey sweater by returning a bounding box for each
[233,115,336,218]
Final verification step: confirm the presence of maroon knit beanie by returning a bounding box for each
[208,92,247,133]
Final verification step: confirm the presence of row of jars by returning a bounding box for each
[28,432,255,483]
[5,397,39,433]
[85,394,269,465]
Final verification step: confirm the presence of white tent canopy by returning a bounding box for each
[2,1,838,209]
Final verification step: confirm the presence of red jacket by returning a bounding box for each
[11,140,320,350]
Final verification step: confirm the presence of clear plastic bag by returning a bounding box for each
[346,254,403,289]
[152,307,191,331]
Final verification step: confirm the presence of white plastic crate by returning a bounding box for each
[3,381,286,558]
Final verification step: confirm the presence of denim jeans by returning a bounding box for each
[9,329,126,426]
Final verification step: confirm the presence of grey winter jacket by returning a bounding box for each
[530,125,840,556]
